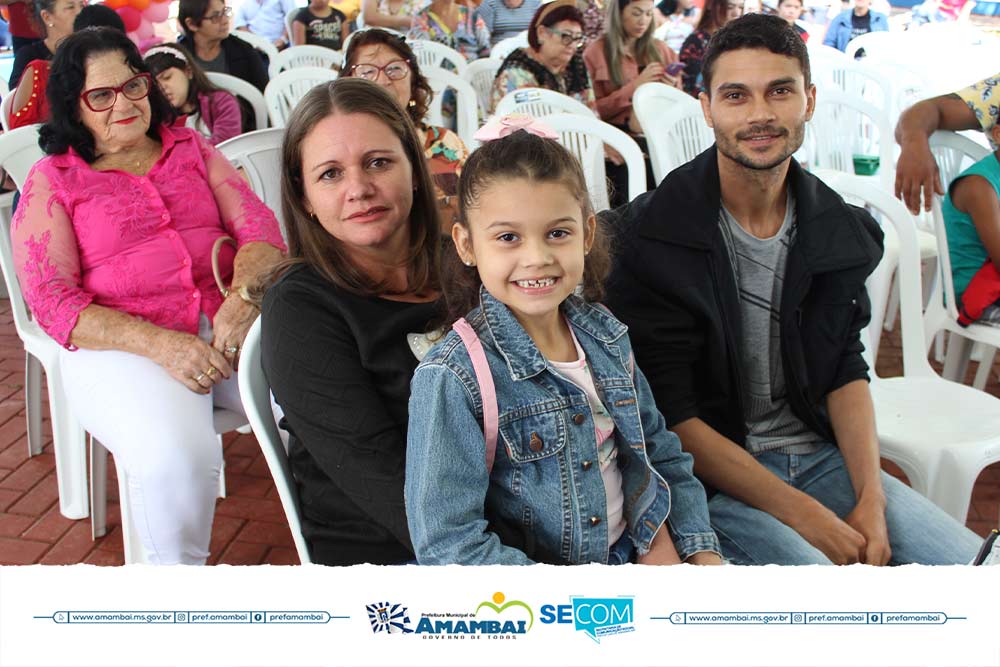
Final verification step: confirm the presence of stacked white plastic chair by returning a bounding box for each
[823,170,1000,524]
[206,71,269,131]
[264,66,338,127]
[462,57,502,120]
[268,44,343,80]
[632,82,709,183]
[230,27,281,66]
[422,66,480,149]
[489,31,528,61]
[409,38,468,76]
[0,124,90,521]
[216,128,287,240]
[238,318,312,564]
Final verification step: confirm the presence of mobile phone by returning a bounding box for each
[666,62,685,76]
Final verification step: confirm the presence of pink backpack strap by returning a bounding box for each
[453,318,499,474]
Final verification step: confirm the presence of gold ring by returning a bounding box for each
[205,367,217,377]
[194,372,208,383]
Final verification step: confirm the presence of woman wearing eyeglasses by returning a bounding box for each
[343,29,469,231]
[489,0,596,114]
[11,28,285,565]
[177,0,269,93]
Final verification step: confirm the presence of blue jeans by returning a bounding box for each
[607,532,635,565]
[709,444,982,565]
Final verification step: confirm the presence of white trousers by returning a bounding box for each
[60,343,243,565]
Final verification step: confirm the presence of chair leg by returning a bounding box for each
[47,378,89,520]
[942,332,974,383]
[24,353,43,457]
[973,345,997,391]
[883,274,900,332]
[89,435,107,540]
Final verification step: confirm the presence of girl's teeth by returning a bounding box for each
[516,278,555,288]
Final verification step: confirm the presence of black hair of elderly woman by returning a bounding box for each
[73,4,127,32]
[42,27,175,163]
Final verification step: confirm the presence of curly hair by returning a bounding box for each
[342,29,434,129]
[40,27,175,162]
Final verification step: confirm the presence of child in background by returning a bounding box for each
[404,115,722,566]
[144,43,242,145]
[778,0,810,41]
[943,123,1000,326]
[292,0,349,50]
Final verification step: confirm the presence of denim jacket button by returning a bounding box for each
[529,432,544,452]
[581,460,593,470]
[572,413,585,425]
[589,516,602,526]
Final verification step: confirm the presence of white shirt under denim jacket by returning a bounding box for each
[404,287,721,565]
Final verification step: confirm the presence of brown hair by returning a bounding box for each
[276,78,441,296]
[441,131,611,326]
[342,29,434,128]
[144,43,224,110]
[527,0,585,50]
[696,0,735,33]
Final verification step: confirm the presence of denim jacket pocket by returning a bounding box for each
[499,406,568,464]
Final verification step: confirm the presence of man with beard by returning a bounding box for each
[603,13,981,565]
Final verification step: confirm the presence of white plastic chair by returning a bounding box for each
[843,30,896,61]
[492,87,596,120]
[284,7,298,46]
[812,58,893,114]
[0,125,90,521]
[268,44,343,80]
[207,71,269,131]
[489,31,528,61]
[544,113,646,211]
[635,96,714,184]
[1,93,14,132]
[216,128,287,240]
[422,66,479,149]
[230,28,280,67]
[462,57,501,120]
[408,38,468,75]
[827,173,1000,524]
[237,318,312,564]
[264,66,338,127]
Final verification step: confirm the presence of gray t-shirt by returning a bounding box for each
[719,193,824,455]
[193,48,229,75]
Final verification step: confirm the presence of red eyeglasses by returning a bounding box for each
[79,73,152,113]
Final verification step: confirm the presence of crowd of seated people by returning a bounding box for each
[2,1,995,570]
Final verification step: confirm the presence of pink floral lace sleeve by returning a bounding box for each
[9,125,285,349]
[11,165,95,346]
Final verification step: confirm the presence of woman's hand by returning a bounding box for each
[151,328,232,394]
[636,62,667,87]
[211,293,259,369]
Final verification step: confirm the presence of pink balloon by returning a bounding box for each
[135,17,155,40]
[116,5,141,32]
[143,1,169,23]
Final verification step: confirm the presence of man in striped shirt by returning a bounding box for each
[476,0,541,46]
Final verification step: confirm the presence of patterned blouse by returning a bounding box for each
[958,74,1000,149]
[581,0,605,47]
[679,29,711,97]
[409,5,490,62]
[490,47,597,113]
[423,124,468,201]
[11,125,285,347]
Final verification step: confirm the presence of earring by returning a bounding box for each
[47,23,53,27]
[408,99,416,108]
[464,259,475,267]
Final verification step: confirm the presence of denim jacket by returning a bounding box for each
[405,289,720,565]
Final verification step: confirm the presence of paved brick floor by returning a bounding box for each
[0,298,996,566]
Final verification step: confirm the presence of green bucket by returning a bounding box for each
[852,154,880,176]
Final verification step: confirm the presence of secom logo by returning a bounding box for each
[540,596,635,643]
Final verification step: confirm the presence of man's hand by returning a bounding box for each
[787,498,867,564]
[845,493,891,565]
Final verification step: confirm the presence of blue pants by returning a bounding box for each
[709,444,982,565]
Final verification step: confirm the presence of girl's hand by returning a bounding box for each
[150,328,232,394]
[212,292,259,370]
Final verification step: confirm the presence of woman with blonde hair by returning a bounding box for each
[261,78,444,565]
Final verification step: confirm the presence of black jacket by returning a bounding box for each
[178,35,269,92]
[604,148,884,448]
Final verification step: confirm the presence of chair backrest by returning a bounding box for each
[493,87,596,120]
[423,66,480,149]
[818,170,931,378]
[462,57,502,120]
[843,30,895,60]
[812,58,893,114]
[544,112,647,209]
[264,66,338,127]
[268,44,343,80]
[237,318,313,565]
[230,28,280,66]
[1,93,14,132]
[489,31,527,61]
[285,8,298,45]
[0,124,47,337]
[409,39,468,75]
[215,128,287,241]
[637,98,714,184]
[206,71,269,131]
[808,87,895,191]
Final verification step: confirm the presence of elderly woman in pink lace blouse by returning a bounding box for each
[11,28,285,565]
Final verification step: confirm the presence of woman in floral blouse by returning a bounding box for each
[344,29,469,230]
[490,0,596,113]
[409,0,490,62]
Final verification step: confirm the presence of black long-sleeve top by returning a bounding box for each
[261,264,438,565]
